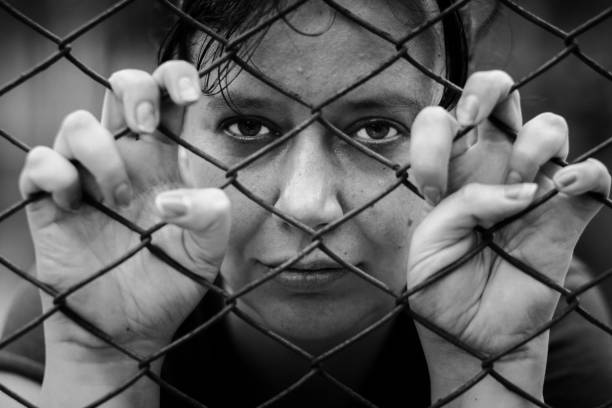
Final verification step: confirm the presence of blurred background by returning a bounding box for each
[0,0,611,331]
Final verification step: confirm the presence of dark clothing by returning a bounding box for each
[1,263,612,407]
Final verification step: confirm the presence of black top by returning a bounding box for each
[1,263,612,407]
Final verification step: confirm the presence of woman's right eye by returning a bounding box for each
[222,117,279,141]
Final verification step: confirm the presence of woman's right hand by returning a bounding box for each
[18,61,230,357]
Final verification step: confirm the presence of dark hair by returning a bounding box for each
[158,0,472,108]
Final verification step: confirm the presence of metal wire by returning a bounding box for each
[1,0,612,407]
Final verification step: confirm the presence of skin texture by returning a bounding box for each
[180,0,444,346]
[10,0,611,407]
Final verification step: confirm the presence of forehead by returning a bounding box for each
[200,0,445,106]
[242,0,444,104]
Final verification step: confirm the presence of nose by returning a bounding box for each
[274,125,343,230]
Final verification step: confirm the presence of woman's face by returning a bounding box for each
[180,0,445,344]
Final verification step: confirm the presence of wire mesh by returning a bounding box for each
[1,0,612,407]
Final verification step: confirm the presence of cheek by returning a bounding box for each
[178,147,226,188]
[180,146,273,229]
[354,183,427,288]
[180,149,280,287]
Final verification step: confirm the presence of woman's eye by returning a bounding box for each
[223,118,276,139]
[353,120,403,142]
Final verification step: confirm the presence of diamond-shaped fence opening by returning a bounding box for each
[1,0,612,407]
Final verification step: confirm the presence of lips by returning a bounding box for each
[259,258,354,292]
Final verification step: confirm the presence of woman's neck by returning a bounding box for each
[225,302,395,407]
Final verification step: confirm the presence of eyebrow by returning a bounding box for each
[206,93,283,113]
[205,90,422,113]
[340,92,422,112]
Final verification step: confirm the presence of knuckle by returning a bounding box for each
[25,145,53,169]
[603,168,612,186]
[91,158,125,187]
[159,59,197,75]
[513,143,539,164]
[78,137,109,160]
[411,155,440,179]
[508,88,521,108]
[536,112,568,134]
[522,113,568,150]
[586,158,610,177]
[467,71,487,83]
[604,168,612,185]
[96,171,123,189]
[108,69,134,88]
[109,69,156,95]
[460,182,482,200]
[60,110,97,133]
[109,69,147,85]
[469,70,514,88]
[417,106,450,125]
[489,69,514,84]
[204,189,231,215]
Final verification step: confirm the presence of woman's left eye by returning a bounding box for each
[352,120,404,142]
[223,118,277,140]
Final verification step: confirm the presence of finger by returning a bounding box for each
[553,158,611,197]
[152,60,201,105]
[506,113,569,184]
[106,69,161,134]
[153,60,202,138]
[410,106,460,205]
[456,70,521,136]
[19,146,81,210]
[412,182,538,248]
[100,87,128,135]
[155,188,231,267]
[54,110,132,207]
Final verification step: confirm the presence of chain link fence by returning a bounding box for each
[1,0,612,406]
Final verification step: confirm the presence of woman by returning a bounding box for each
[1,0,612,407]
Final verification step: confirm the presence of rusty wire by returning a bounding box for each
[1,0,612,407]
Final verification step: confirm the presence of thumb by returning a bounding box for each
[155,188,231,268]
[410,183,537,257]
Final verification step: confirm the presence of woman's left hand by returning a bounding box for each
[406,70,610,406]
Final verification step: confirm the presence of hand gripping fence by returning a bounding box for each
[1,0,612,407]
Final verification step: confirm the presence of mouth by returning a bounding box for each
[259,260,351,292]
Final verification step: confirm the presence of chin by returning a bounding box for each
[241,289,395,350]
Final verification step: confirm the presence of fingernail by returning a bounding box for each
[554,172,578,189]
[178,77,200,102]
[114,182,133,207]
[156,194,189,218]
[423,186,441,206]
[456,94,479,126]
[505,183,538,200]
[135,101,157,134]
[506,170,522,184]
